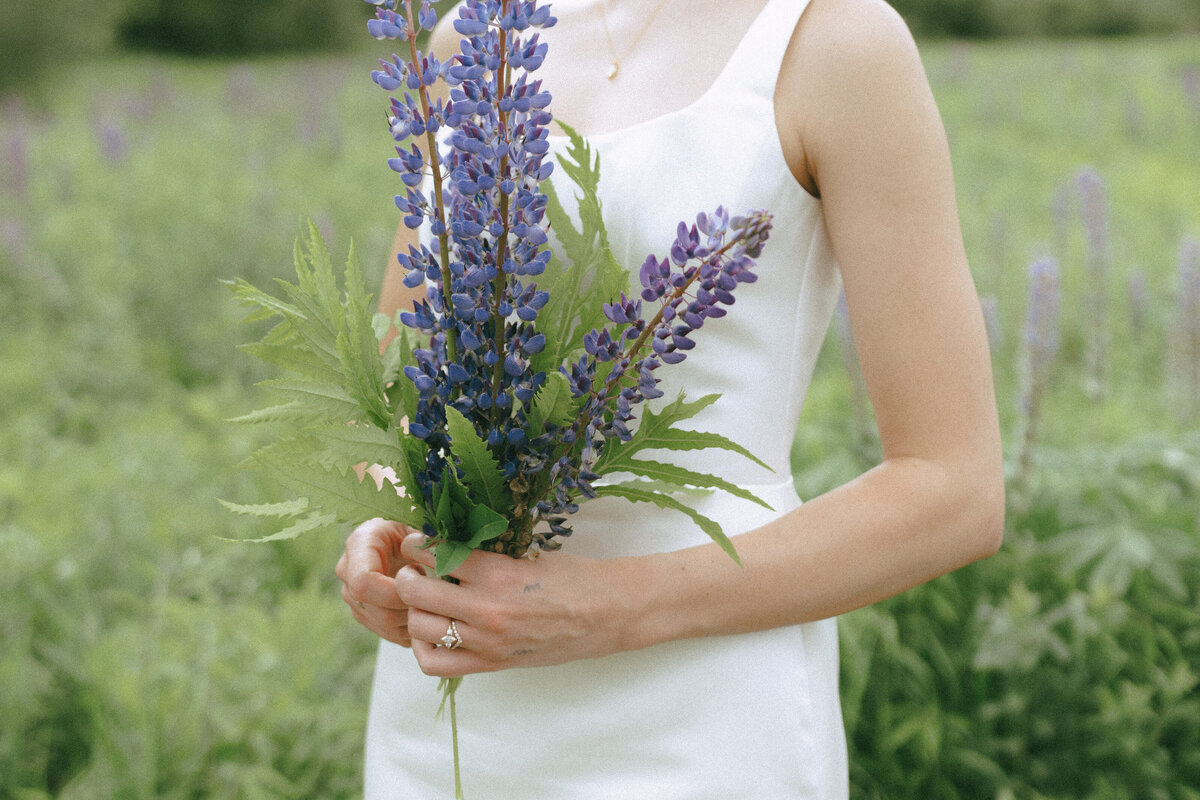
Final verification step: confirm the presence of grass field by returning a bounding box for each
[1,35,1198,798]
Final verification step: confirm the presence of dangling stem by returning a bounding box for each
[450,681,463,799]
[438,677,465,799]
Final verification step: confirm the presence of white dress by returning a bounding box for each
[365,0,848,795]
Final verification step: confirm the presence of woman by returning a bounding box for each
[337,0,1004,795]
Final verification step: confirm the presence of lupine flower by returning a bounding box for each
[1018,256,1061,483]
[365,0,770,557]
[1077,166,1109,397]
[1,97,29,200]
[1169,237,1200,418]
[1127,269,1147,338]
[1183,64,1200,120]
[98,120,129,165]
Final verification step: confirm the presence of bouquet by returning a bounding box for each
[225,0,774,795]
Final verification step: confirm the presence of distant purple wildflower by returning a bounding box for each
[1,97,30,200]
[1182,64,1200,120]
[1127,269,1147,338]
[1018,256,1060,483]
[1077,166,1109,397]
[98,120,129,165]
[1170,237,1200,417]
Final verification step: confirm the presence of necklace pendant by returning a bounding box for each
[606,61,619,80]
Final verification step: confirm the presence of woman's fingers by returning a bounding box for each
[337,518,425,647]
[342,518,412,609]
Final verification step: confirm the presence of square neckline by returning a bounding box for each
[543,0,781,142]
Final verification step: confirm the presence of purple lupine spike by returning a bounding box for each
[1077,166,1109,397]
[1024,256,1061,384]
[1182,64,1200,120]
[1170,237,1200,417]
[1016,256,1061,484]
[1127,270,1147,338]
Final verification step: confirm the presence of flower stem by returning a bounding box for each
[450,680,463,799]
[403,0,458,366]
[488,2,514,427]
[438,676,465,799]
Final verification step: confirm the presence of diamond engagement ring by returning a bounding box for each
[438,619,463,650]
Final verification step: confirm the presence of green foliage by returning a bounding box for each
[534,122,629,374]
[444,406,512,515]
[0,1,125,94]
[117,0,369,56]
[891,0,1200,37]
[829,435,1200,800]
[226,224,426,535]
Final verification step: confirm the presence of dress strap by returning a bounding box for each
[712,0,814,100]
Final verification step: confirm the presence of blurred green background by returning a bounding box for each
[1,1,1199,798]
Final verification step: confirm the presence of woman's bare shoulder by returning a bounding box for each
[777,0,939,193]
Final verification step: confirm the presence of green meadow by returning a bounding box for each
[1,36,1198,798]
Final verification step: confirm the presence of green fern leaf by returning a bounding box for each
[609,459,772,510]
[533,121,628,372]
[239,338,345,384]
[596,392,772,473]
[226,401,324,426]
[308,423,406,468]
[335,242,390,429]
[220,511,341,543]
[257,378,362,422]
[444,406,512,514]
[218,498,310,518]
[594,481,740,566]
[256,452,424,529]
[526,370,576,437]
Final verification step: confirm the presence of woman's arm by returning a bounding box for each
[384,0,1004,676]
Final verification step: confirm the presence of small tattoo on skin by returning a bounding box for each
[522,583,542,593]
[511,649,536,656]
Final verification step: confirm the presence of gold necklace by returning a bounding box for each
[598,0,672,80]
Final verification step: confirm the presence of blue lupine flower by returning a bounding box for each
[364,0,768,553]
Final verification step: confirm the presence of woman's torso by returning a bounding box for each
[365,2,849,796]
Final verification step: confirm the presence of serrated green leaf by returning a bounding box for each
[239,339,345,384]
[226,401,322,426]
[225,277,303,321]
[336,241,391,429]
[219,511,339,543]
[257,378,362,420]
[372,312,392,342]
[274,276,344,370]
[308,423,406,467]
[218,498,310,518]
[533,122,628,373]
[444,406,511,514]
[256,453,424,529]
[612,459,773,510]
[396,430,429,505]
[386,327,419,424]
[434,474,455,534]
[596,392,772,473]
[526,370,576,436]
[595,481,741,566]
[245,434,356,475]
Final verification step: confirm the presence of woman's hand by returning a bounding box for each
[395,533,638,678]
[336,518,418,646]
